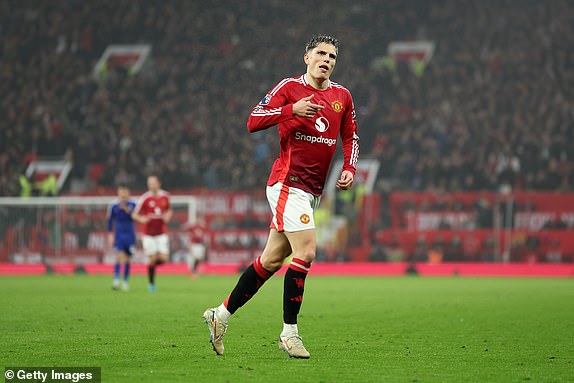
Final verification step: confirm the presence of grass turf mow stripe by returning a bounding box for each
[1,275,573,382]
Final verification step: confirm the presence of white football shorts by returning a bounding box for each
[266,182,321,232]
[142,234,170,257]
[190,243,206,261]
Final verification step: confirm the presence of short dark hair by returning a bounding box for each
[117,183,130,190]
[305,35,339,53]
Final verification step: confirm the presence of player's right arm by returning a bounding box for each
[106,204,115,246]
[131,197,149,224]
[247,80,323,133]
[292,95,324,118]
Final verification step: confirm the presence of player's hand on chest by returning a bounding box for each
[290,92,343,135]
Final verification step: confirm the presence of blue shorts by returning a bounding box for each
[114,237,135,256]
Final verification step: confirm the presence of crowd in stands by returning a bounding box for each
[1,0,573,196]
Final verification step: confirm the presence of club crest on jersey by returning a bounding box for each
[314,116,330,133]
[260,94,272,105]
[300,214,310,224]
[331,100,343,113]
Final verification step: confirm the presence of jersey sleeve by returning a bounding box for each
[107,204,115,232]
[129,201,137,214]
[340,92,359,174]
[247,79,295,133]
[133,196,146,216]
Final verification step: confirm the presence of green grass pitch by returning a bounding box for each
[1,274,573,382]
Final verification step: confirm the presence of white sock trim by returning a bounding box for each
[216,304,231,322]
[281,323,298,337]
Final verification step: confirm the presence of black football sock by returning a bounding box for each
[123,262,130,282]
[224,256,274,314]
[155,258,166,266]
[148,264,156,285]
[283,258,311,324]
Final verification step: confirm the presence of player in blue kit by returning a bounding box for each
[107,184,140,291]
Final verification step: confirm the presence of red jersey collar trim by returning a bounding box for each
[301,74,331,89]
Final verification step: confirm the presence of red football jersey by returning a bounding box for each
[134,190,171,236]
[247,74,359,196]
[189,222,208,244]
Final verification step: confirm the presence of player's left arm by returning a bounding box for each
[162,209,173,223]
[162,198,173,223]
[337,93,359,190]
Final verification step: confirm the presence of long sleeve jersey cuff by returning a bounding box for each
[281,103,294,118]
[342,164,356,174]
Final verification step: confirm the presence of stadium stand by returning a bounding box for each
[1,1,573,266]
[1,0,573,196]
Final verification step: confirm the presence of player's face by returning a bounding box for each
[117,187,129,201]
[304,43,337,81]
[147,176,160,193]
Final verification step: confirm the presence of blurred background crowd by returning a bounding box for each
[1,0,573,196]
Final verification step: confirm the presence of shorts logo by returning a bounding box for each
[300,214,310,224]
[314,116,330,132]
[260,94,272,105]
[331,100,343,113]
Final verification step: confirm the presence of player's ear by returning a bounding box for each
[304,52,310,65]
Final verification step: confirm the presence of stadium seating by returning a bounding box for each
[1,1,573,265]
[1,0,573,196]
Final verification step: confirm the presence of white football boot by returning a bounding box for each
[279,335,310,359]
[202,308,227,355]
